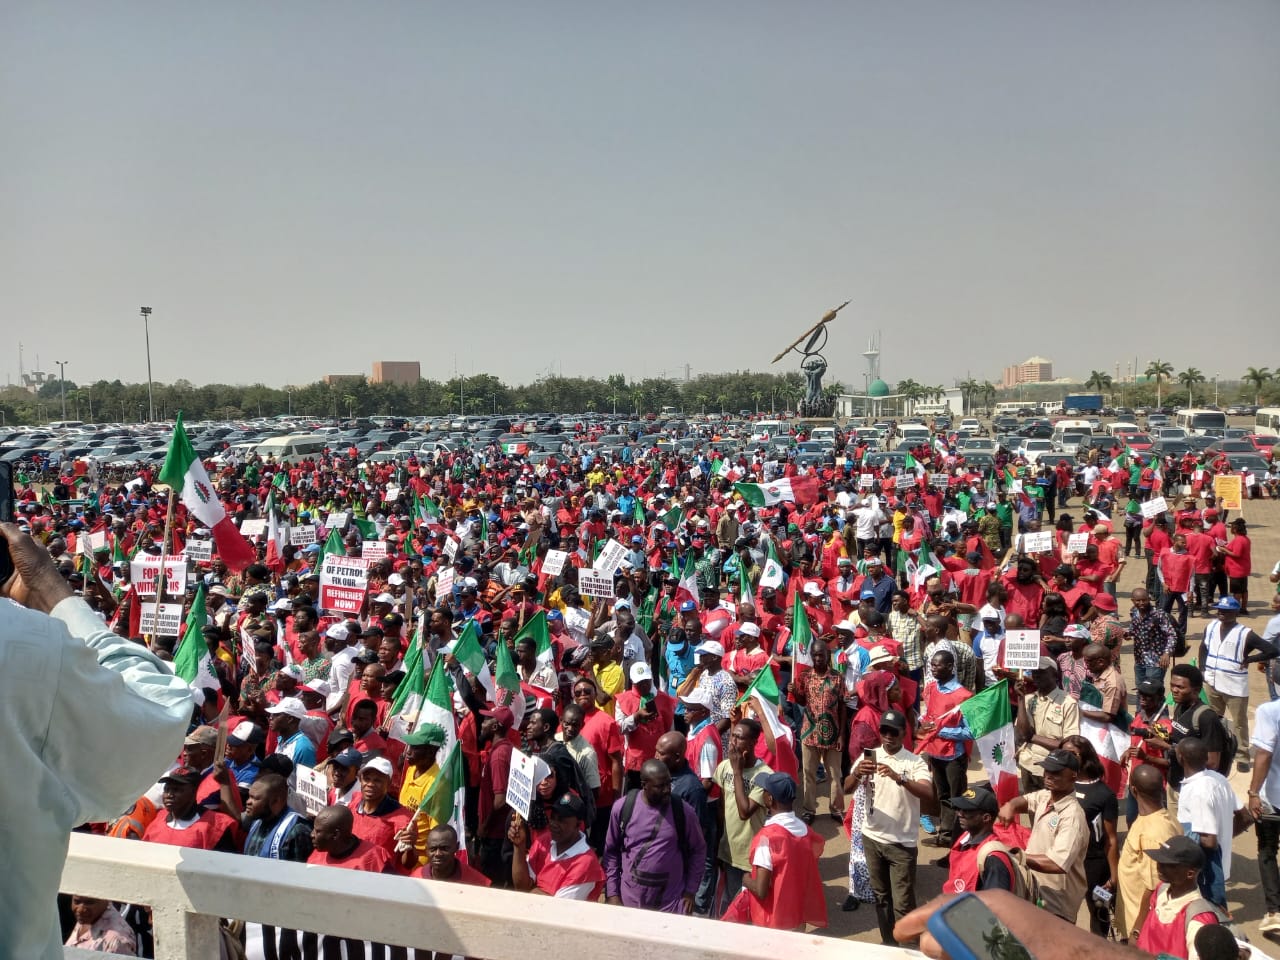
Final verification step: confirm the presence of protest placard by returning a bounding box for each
[384,485,401,504]
[319,555,370,615]
[326,511,349,532]
[185,539,213,562]
[929,473,950,489]
[1002,630,1043,671]
[82,530,108,554]
[1021,531,1054,554]
[593,538,627,575]
[362,540,388,561]
[130,556,189,599]
[541,549,569,577]
[289,524,317,547]
[1213,475,1242,511]
[295,764,329,816]
[1066,533,1089,555]
[507,749,550,822]
[443,537,458,561]
[436,567,456,597]
[577,568,616,599]
[859,474,875,489]
[1140,496,1168,519]
[895,474,915,490]
[240,519,267,537]
[138,602,184,637]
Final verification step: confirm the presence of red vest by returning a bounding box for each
[142,811,236,850]
[686,724,723,799]
[307,838,394,873]
[746,823,828,930]
[348,801,413,862]
[526,837,606,900]
[919,684,973,760]
[944,832,1016,895]
[1136,888,1220,959]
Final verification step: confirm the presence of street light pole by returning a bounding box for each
[141,306,154,422]
[1214,373,1220,407]
[55,360,68,420]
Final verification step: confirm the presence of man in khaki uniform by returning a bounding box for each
[1014,658,1080,792]
[998,749,1088,922]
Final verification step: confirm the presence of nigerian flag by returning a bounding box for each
[659,505,684,531]
[958,681,1018,804]
[494,638,526,728]
[759,540,785,590]
[513,610,554,667]
[789,589,814,667]
[173,583,219,692]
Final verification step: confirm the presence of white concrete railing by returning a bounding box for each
[62,833,919,960]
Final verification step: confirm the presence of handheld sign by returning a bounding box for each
[1066,533,1089,555]
[541,549,569,577]
[577,569,616,600]
[507,749,551,822]
[240,519,267,537]
[138,602,184,637]
[859,474,875,490]
[185,539,213,562]
[1213,475,1242,511]
[895,474,915,490]
[436,566,456,597]
[289,524,317,547]
[592,538,627,576]
[442,537,459,561]
[319,555,370,615]
[1021,531,1054,554]
[930,473,950,489]
[1140,496,1168,519]
[361,540,388,561]
[1002,630,1043,671]
[130,556,189,599]
[295,764,329,816]
[326,511,349,532]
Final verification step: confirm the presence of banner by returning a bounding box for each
[319,555,370,615]
[130,556,188,599]
[138,602,184,637]
[1213,475,1242,511]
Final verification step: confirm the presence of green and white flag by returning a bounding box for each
[174,583,219,692]
[759,540,785,590]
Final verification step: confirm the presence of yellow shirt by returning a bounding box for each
[593,661,625,716]
[398,762,440,864]
[1116,808,1182,935]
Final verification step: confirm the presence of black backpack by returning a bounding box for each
[1187,703,1239,775]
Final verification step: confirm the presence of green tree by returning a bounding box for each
[1243,366,1272,405]
[1177,367,1206,406]
[1085,370,1113,393]
[1144,359,1174,408]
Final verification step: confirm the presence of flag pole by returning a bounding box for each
[149,487,177,648]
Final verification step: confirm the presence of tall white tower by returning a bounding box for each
[862,332,881,383]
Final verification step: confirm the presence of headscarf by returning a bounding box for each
[849,669,896,757]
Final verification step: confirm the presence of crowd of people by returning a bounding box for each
[15,420,1280,959]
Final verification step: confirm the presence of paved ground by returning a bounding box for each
[811,492,1280,946]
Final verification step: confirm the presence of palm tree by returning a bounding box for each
[959,378,980,415]
[1145,359,1174,409]
[1177,367,1206,406]
[750,389,764,415]
[1085,370,1113,394]
[980,380,997,414]
[1243,366,1273,405]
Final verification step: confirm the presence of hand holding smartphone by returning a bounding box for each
[926,893,1034,960]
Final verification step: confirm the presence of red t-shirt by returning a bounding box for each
[307,838,396,873]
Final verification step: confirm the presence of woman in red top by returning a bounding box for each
[1221,519,1253,613]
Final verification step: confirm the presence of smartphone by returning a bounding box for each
[926,893,1033,960]
[0,462,14,586]
[863,748,876,763]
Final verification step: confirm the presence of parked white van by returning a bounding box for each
[255,433,329,464]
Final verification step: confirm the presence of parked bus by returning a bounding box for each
[993,401,1025,417]
[1255,407,1280,437]
[1174,408,1228,436]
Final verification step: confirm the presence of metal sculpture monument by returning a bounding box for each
[771,300,849,418]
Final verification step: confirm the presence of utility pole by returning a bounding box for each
[55,360,68,420]
[141,306,154,421]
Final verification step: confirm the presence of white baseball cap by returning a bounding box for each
[629,662,653,684]
[265,697,308,720]
[737,621,761,638]
[361,757,394,779]
[694,640,725,658]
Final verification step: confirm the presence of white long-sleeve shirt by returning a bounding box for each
[3,596,193,959]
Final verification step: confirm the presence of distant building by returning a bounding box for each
[371,361,421,385]
[323,374,366,386]
[1001,356,1053,389]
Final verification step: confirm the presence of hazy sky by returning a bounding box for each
[3,2,1278,393]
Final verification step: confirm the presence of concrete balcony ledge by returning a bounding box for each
[62,833,920,960]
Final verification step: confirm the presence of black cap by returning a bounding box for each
[1038,749,1080,772]
[328,728,356,748]
[329,747,365,769]
[1137,679,1165,698]
[879,709,908,733]
[947,786,998,815]
[550,792,588,821]
[1146,835,1205,868]
[158,766,203,788]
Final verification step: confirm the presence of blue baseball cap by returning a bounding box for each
[631,535,644,543]
[1214,597,1242,612]
[679,600,697,613]
[547,610,563,622]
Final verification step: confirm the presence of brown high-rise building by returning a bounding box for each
[1001,356,1053,389]
[371,361,421,385]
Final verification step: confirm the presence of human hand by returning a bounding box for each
[875,763,900,783]
[0,523,74,614]
[1158,654,1171,669]
[855,758,877,777]
[1249,795,1264,820]
[996,802,1016,826]
[607,895,622,907]
[212,760,233,786]
[506,814,528,849]
[895,889,1134,960]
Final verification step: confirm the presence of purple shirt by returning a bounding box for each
[603,793,707,911]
